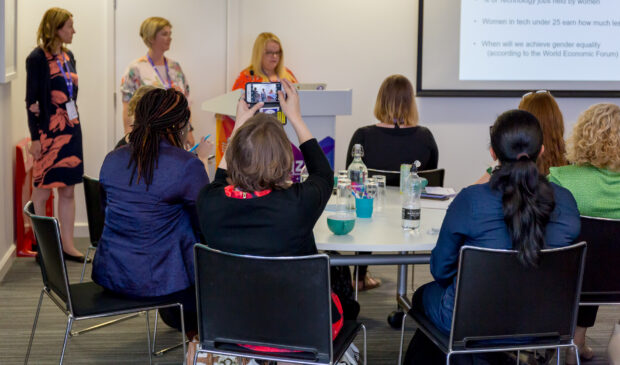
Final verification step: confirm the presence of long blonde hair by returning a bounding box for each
[37,7,73,53]
[249,32,285,80]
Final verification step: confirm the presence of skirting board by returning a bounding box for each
[74,222,89,238]
[0,244,16,283]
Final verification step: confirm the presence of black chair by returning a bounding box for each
[193,244,367,365]
[80,175,105,282]
[577,216,620,305]
[368,168,445,187]
[23,201,187,364]
[398,243,587,365]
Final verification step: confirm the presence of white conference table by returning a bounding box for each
[313,188,449,322]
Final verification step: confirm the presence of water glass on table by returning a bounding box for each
[337,178,352,212]
[373,175,387,211]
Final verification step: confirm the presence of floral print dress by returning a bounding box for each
[120,56,190,103]
[33,51,84,188]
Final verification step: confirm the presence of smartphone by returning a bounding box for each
[245,82,282,104]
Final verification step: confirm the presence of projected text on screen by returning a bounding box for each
[459,0,620,81]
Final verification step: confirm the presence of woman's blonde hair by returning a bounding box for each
[139,17,171,48]
[37,7,73,53]
[566,103,620,171]
[374,75,419,126]
[518,91,567,175]
[249,32,285,80]
[128,85,160,118]
[226,113,293,192]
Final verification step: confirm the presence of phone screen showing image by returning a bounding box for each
[245,82,281,104]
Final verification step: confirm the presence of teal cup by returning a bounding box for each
[355,197,374,218]
[327,213,356,235]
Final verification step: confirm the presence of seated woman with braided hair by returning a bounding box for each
[92,88,211,336]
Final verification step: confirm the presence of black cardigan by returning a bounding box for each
[25,47,77,141]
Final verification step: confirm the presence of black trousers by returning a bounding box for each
[577,305,599,328]
[155,286,198,334]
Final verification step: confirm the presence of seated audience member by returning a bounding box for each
[404,110,581,364]
[92,88,211,336]
[346,74,438,291]
[346,74,438,186]
[548,103,620,364]
[476,90,568,184]
[196,79,347,356]
[115,84,159,149]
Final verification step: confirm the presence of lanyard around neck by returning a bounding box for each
[55,53,74,100]
[147,53,171,89]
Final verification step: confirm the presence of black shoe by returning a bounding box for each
[63,252,91,263]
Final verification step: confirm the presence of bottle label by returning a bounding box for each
[402,208,421,220]
[349,170,364,185]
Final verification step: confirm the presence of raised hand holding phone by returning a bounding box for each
[278,79,311,144]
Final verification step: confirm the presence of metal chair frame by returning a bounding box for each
[397,243,587,365]
[193,245,367,365]
[23,201,187,364]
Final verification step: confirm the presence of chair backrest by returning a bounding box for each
[368,167,445,187]
[194,244,333,363]
[417,168,445,187]
[82,175,105,246]
[23,201,73,312]
[450,243,586,349]
[577,216,620,299]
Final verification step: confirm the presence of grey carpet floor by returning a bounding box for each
[1,238,617,364]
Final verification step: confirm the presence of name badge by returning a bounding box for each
[66,100,78,121]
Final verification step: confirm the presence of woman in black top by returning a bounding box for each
[26,8,85,261]
[198,79,332,256]
[346,75,438,187]
[197,80,353,358]
[346,75,439,290]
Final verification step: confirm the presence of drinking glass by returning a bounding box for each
[374,175,387,211]
[365,179,378,199]
[337,178,352,212]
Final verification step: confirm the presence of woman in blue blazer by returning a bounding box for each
[92,88,210,335]
[404,110,581,364]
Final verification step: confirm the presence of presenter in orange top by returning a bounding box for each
[232,32,298,91]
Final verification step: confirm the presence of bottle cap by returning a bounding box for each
[410,160,421,173]
[351,144,364,157]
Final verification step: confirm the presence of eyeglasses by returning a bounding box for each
[522,90,549,98]
[264,50,282,57]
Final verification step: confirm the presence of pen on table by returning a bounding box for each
[188,134,211,153]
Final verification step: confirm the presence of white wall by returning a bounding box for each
[115,0,228,143]
[232,0,620,189]
[0,83,16,281]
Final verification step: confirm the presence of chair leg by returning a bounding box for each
[59,316,74,364]
[398,312,408,365]
[557,347,561,365]
[151,310,159,353]
[446,352,451,365]
[145,311,153,365]
[24,289,44,365]
[179,304,187,365]
[79,246,93,283]
[574,344,581,365]
[361,323,367,365]
[354,264,359,301]
[517,350,520,364]
[70,312,142,337]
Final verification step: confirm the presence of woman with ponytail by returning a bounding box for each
[92,88,211,336]
[404,110,580,364]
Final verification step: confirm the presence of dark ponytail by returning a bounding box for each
[127,88,190,187]
[489,110,555,266]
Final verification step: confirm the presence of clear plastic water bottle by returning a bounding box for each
[402,161,422,230]
[347,144,368,194]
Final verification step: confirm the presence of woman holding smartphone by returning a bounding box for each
[26,7,85,262]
